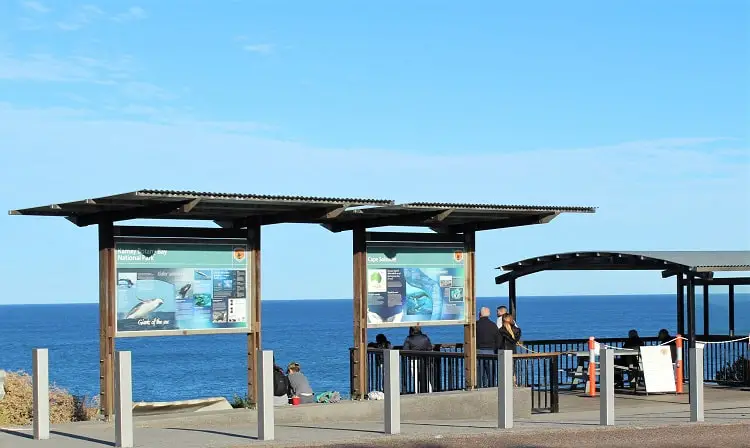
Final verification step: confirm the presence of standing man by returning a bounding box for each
[476,307,501,387]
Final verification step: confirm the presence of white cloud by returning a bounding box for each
[21,1,50,13]
[243,44,274,54]
[0,53,133,83]
[0,104,747,298]
[113,6,147,22]
[56,4,104,31]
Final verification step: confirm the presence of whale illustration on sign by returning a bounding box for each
[125,298,164,319]
[177,283,192,299]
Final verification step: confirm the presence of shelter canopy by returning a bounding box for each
[495,250,750,284]
[9,189,595,233]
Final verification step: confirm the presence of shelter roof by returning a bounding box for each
[9,189,595,232]
[495,250,750,284]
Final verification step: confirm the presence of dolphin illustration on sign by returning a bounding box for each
[125,298,164,319]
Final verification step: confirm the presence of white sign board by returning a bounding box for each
[640,346,676,393]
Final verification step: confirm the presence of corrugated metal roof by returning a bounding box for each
[8,189,597,231]
[402,202,596,213]
[498,250,750,273]
[131,189,394,205]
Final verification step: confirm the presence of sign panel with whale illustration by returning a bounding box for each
[114,240,250,337]
[366,242,466,328]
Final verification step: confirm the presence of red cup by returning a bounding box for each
[291,396,300,406]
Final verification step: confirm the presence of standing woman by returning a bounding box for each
[498,313,521,385]
[498,313,521,352]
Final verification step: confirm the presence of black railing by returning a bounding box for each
[351,347,560,413]
[349,334,748,412]
[520,335,750,386]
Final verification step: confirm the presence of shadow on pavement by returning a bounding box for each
[279,424,383,434]
[166,427,257,440]
[0,429,33,439]
[51,430,115,447]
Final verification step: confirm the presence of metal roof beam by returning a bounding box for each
[441,212,558,234]
[322,209,453,233]
[228,205,350,228]
[67,199,196,227]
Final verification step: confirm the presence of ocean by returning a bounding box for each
[1,294,748,402]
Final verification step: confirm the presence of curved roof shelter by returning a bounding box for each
[495,250,750,348]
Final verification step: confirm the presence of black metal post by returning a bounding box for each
[677,275,685,336]
[702,284,710,337]
[729,284,735,337]
[687,276,697,349]
[509,278,517,319]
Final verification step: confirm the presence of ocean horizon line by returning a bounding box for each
[2,291,747,306]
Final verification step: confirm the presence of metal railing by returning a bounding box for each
[349,334,748,411]
[350,347,560,413]
[520,335,749,386]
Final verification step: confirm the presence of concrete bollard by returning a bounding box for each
[32,348,50,440]
[599,348,614,426]
[689,347,704,422]
[114,351,134,448]
[384,349,401,435]
[257,350,275,441]
[497,350,513,429]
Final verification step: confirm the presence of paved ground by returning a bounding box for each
[2,388,749,447]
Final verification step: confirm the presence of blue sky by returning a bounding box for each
[1,1,748,304]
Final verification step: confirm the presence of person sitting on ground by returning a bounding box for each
[287,362,315,404]
[657,328,677,364]
[402,325,433,351]
[272,357,290,406]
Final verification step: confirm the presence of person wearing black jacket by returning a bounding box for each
[403,326,434,393]
[403,326,432,351]
[476,307,501,387]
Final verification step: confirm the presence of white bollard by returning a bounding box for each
[32,348,49,440]
[497,350,513,429]
[114,351,134,448]
[384,349,401,434]
[689,347,704,422]
[599,348,614,426]
[257,350,275,441]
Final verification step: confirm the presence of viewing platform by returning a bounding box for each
[2,385,748,447]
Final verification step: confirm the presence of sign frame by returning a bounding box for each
[365,240,469,329]
[113,236,252,338]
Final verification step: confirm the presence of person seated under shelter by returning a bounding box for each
[615,329,643,388]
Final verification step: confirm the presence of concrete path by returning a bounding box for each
[2,391,749,447]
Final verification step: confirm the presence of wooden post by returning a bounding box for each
[352,227,368,399]
[98,222,116,420]
[463,230,477,390]
[247,224,262,405]
[702,284,709,337]
[676,275,685,336]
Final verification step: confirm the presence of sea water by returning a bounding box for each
[0,294,747,402]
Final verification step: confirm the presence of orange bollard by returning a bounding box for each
[675,334,684,394]
[588,336,597,397]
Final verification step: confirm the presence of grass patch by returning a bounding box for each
[0,371,99,426]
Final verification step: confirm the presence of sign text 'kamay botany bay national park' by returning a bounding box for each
[114,241,250,337]
[366,242,467,328]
